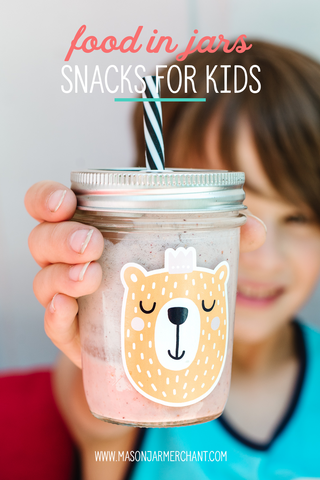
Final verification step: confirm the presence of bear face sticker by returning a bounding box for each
[120,247,229,407]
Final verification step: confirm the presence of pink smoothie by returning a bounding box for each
[82,348,232,426]
[78,226,239,426]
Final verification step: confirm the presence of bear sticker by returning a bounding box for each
[120,247,229,407]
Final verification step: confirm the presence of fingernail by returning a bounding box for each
[50,293,59,313]
[70,229,94,254]
[48,190,67,212]
[69,262,91,282]
[244,209,267,232]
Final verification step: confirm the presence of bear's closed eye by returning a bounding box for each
[202,299,216,312]
[140,301,156,314]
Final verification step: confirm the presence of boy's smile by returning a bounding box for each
[236,279,285,307]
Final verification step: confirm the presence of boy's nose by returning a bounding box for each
[168,307,188,325]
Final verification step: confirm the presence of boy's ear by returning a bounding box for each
[121,264,147,289]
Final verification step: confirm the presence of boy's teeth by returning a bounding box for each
[237,284,280,299]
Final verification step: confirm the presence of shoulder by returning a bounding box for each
[1,368,52,396]
[298,321,320,358]
[0,369,74,480]
[294,321,320,413]
[0,369,62,422]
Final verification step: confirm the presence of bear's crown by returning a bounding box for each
[165,247,196,274]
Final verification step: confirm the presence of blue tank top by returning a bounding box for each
[127,322,320,479]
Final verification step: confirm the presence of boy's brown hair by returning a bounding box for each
[133,41,320,221]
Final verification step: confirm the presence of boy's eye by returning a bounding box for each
[139,301,156,314]
[285,213,309,224]
[202,299,216,312]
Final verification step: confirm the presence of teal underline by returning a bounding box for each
[114,98,206,102]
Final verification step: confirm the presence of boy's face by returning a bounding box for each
[204,119,320,344]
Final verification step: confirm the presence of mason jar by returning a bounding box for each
[71,168,246,427]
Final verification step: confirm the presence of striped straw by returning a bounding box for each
[143,76,165,170]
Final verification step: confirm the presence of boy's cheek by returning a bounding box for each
[291,245,320,303]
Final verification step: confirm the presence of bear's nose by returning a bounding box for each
[168,307,188,326]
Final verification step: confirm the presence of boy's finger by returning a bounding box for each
[29,221,104,268]
[240,211,267,253]
[33,261,102,307]
[24,181,77,223]
[44,294,82,369]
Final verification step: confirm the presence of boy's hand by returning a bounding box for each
[25,181,104,368]
[25,181,266,369]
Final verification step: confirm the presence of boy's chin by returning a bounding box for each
[233,314,286,346]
